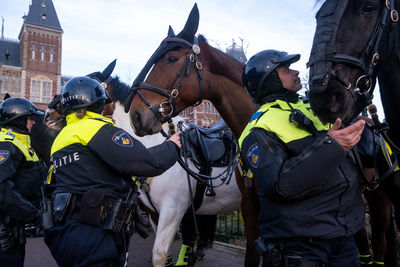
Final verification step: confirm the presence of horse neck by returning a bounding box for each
[378,42,400,147]
[108,77,130,104]
[199,40,256,139]
[206,76,256,139]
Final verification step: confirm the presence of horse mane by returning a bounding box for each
[109,76,131,105]
[198,35,244,86]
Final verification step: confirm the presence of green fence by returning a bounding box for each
[215,210,246,246]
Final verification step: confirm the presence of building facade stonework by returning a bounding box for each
[0,0,62,110]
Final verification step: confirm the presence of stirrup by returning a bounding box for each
[175,244,193,266]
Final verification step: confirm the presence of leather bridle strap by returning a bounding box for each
[124,36,204,121]
[333,0,398,98]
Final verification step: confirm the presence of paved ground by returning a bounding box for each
[25,232,245,267]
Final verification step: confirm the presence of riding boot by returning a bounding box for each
[175,244,194,266]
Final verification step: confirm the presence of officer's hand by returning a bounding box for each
[328,118,365,151]
[167,131,182,148]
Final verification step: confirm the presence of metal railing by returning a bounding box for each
[215,210,245,246]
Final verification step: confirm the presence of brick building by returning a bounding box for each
[0,0,62,110]
[180,41,247,127]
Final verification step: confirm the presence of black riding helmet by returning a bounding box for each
[242,50,300,104]
[0,97,44,133]
[61,76,112,114]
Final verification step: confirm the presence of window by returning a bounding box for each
[8,75,12,91]
[31,43,36,60]
[41,44,45,61]
[50,46,55,63]
[1,75,5,93]
[30,79,52,103]
[204,102,211,113]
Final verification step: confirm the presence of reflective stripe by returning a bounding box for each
[51,112,114,155]
[0,129,39,162]
[238,99,330,148]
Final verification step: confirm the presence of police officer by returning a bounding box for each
[44,76,181,267]
[0,97,44,267]
[239,50,366,266]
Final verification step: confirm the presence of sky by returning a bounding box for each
[0,0,385,117]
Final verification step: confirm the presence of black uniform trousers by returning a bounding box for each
[0,246,25,267]
[44,219,126,267]
[263,235,360,267]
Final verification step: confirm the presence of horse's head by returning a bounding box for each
[45,59,119,131]
[125,4,205,136]
[308,0,398,123]
[44,94,65,132]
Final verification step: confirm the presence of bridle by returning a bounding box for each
[309,0,398,105]
[332,0,398,101]
[124,36,204,124]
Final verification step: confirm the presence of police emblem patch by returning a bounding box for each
[247,143,260,168]
[112,131,133,147]
[0,150,10,165]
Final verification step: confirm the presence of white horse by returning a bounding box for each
[112,102,241,267]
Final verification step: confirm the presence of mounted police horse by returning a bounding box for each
[124,4,263,267]
[307,0,400,265]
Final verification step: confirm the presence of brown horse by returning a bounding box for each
[125,5,261,266]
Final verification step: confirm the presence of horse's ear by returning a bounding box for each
[4,93,10,100]
[176,3,199,42]
[168,25,176,37]
[101,59,117,81]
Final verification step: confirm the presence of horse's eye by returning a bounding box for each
[166,56,178,64]
[362,2,378,14]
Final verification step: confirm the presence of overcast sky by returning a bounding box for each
[1,0,321,81]
[1,0,386,117]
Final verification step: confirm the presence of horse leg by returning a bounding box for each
[365,189,390,266]
[236,171,260,267]
[152,206,183,267]
[195,214,217,261]
[355,226,374,266]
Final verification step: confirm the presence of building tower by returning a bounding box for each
[0,0,62,109]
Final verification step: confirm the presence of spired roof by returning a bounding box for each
[0,39,21,67]
[24,0,62,32]
[226,41,247,64]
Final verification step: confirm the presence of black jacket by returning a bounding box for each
[240,98,365,240]
[0,129,43,222]
[50,112,178,198]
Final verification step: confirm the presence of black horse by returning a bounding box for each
[308,0,400,266]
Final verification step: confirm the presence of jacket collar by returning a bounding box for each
[65,111,115,126]
[1,127,31,147]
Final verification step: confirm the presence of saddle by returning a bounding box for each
[184,119,236,174]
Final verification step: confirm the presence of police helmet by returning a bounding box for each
[0,97,44,132]
[242,50,300,101]
[61,76,112,114]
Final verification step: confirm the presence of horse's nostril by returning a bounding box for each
[133,110,142,127]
